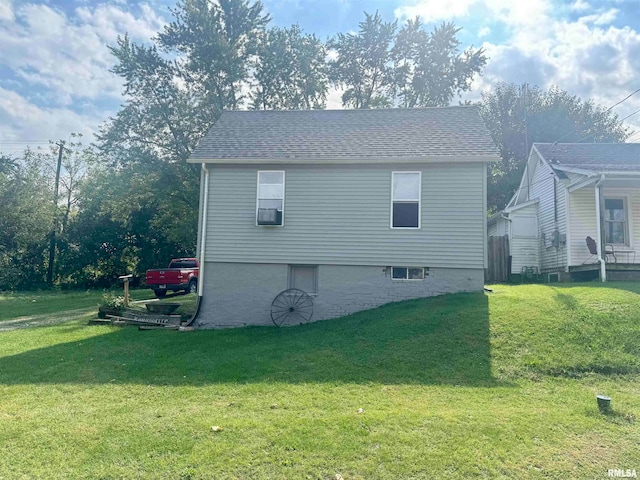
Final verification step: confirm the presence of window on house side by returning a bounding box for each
[288,265,318,294]
[392,267,424,280]
[257,171,284,226]
[392,172,421,228]
[604,198,627,245]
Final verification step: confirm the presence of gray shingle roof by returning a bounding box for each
[189,107,499,163]
[535,143,640,173]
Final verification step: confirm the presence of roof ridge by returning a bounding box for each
[220,106,479,114]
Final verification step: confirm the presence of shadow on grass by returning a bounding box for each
[0,292,503,387]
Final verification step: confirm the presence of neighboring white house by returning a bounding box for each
[188,107,500,328]
[491,143,640,282]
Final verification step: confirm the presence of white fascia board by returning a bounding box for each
[508,147,539,208]
[568,176,599,192]
[568,173,640,192]
[532,144,559,178]
[504,198,539,213]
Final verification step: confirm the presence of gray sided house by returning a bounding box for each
[490,143,640,282]
[189,107,499,328]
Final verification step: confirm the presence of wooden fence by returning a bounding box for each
[486,235,510,283]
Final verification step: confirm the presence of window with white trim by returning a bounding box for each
[257,171,284,226]
[604,198,628,245]
[392,172,421,228]
[392,267,424,280]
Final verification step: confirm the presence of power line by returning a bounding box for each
[582,107,640,144]
[0,142,52,144]
[552,86,640,144]
[620,107,640,122]
[605,87,640,112]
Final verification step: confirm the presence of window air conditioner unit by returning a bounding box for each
[258,208,281,225]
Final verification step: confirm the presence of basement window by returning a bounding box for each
[392,267,425,280]
[288,265,318,294]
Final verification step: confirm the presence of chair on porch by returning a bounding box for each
[585,236,617,264]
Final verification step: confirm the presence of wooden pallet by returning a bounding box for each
[103,314,182,327]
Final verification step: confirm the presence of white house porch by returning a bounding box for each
[567,175,640,281]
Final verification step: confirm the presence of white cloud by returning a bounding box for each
[395,0,475,22]
[570,0,591,11]
[0,2,167,146]
[0,3,166,106]
[395,0,550,28]
[0,87,103,152]
[0,0,13,21]
[395,0,640,132]
[478,26,491,37]
[471,16,640,133]
[578,8,618,25]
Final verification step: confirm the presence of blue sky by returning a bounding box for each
[2,0,640,155]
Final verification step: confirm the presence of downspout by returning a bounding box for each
[594,175,606,282]
[184,163,210,326]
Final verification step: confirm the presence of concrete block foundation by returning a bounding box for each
[195,263,484,329]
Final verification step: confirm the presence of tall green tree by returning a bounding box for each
[160,0,270,111]
[252,25,328,110]
[329,11,396,109]
[61,160,196,288]
[480,83,630,212]
[392,20,486,107]
[0,152,53,289]
[95,0,271,281]
[329,12,486,109]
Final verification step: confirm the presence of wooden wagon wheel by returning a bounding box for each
[270,288,313,326]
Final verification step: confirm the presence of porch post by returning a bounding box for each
[594,177,607,282]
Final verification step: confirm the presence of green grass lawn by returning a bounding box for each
[0,288,156,322]
[1,284,639,479]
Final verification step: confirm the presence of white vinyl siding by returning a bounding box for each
[528,153,567,272]
[569,188,640,265]
[205,163,486,268]
[488,217,508,237]
[569,188,598,265]
[509,205,539,274]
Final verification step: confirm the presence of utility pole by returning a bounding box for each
[47,141,65,285]
[523,83,531,201]
[523,83,529,156]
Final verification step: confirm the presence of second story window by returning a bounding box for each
[391,172,421,229]
[257,171,285,226]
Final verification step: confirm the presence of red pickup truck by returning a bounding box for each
[145,258,199,298]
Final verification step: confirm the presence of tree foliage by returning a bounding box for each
[393,20,487,107]
[329,13,486,108]
[0,152,53,289]
[3,3,495,289]
[252,25,328,110]
[159,0,270,111]
[93,0,272,284]
[481,83,630,212]
[329,12,397,109]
